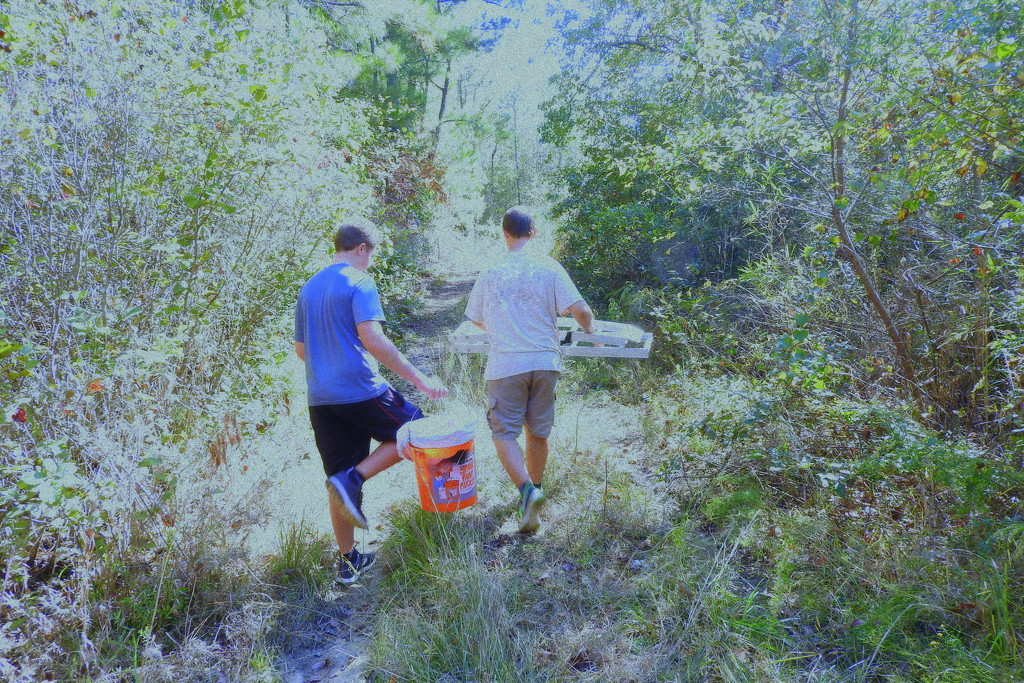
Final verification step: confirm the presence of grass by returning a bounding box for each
[266,518,335,593]
[42,333,1018,682]
[48,361,1017,682]
[349,367,1024,682]
[372,512,541,681]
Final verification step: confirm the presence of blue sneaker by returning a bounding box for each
[518,483,546,534]
[327,468,368,529]
[337,548,376,585]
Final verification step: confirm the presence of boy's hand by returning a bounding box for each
[418,375,449,400]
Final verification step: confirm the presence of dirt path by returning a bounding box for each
[390,273,478,396]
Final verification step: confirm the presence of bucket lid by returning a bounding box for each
[405,412,475,449]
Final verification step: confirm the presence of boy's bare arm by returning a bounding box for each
[566,300,595,334]
[356,320,448,399]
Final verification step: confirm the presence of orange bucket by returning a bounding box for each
[400,415,477,513]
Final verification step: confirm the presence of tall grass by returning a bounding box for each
[369,504,542,681]
[352,366,1023,682]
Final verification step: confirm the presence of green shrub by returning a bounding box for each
[0,0,449,677]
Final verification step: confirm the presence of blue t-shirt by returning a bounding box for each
[294,263,389,405]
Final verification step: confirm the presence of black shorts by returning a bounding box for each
[308,387,423,477]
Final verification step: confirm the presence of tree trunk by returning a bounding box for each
[486,140,498,218]
[831,0,922,411]
[370,36,378,93]
[431,58,451,150]
[512,97,522,205]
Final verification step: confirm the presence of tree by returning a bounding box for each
[544,0,1024,426]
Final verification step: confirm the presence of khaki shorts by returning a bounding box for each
[486,370,559,440]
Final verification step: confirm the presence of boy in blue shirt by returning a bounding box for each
[295,224,448,584]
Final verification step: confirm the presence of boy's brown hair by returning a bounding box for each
[334,224,378,252]
[502,208,534,238]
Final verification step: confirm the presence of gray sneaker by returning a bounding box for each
[518,484,546,534]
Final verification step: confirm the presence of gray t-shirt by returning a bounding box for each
[465,251,584,380]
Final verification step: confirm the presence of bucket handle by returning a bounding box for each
[396,422,413,460]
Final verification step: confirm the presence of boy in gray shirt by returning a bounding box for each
[465,208,595,533]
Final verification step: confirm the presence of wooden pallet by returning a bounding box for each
[449,318,653,359]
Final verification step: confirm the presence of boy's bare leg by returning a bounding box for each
[329,441,403,554]
[495,429,549,491]
[355,440,402,480]
[495,430,549,534]
[494,437,529,489]
[524,425,548,487]
[329,497,357,555]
